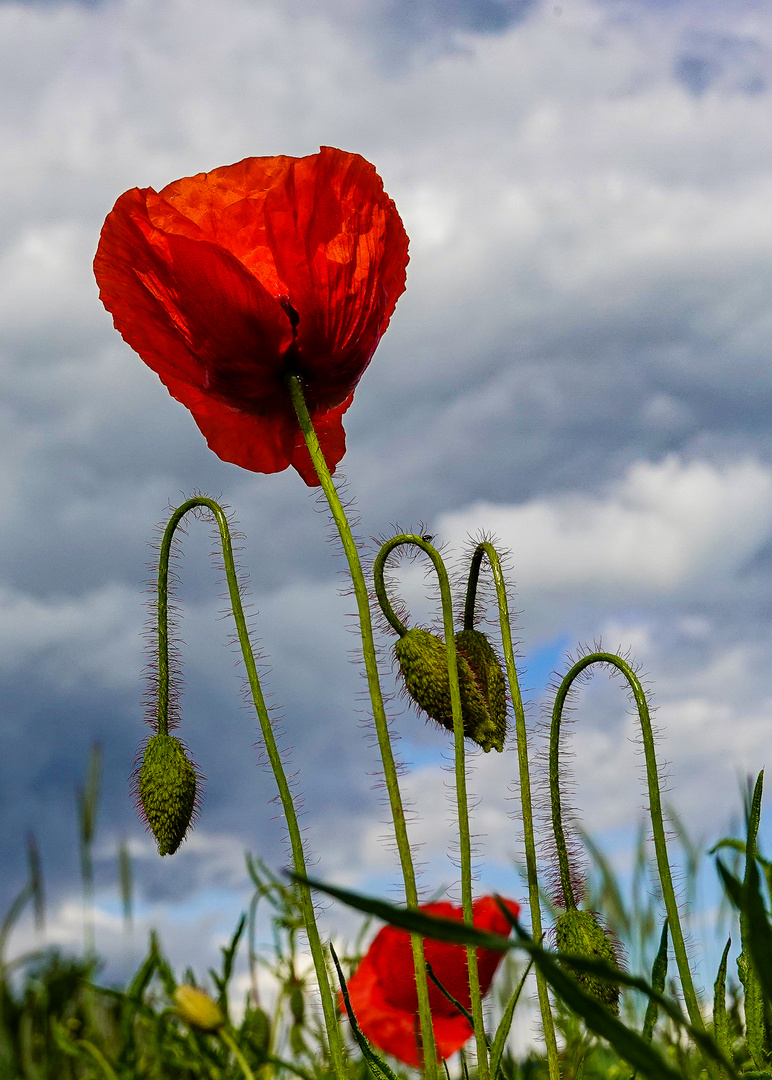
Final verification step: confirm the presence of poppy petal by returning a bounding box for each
[263,147,409,411]
[95,188,294,413]
[344,895,520,1067]
[95,149,409,484]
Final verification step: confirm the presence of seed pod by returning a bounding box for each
[555,908,620,1014]
[173,984,224,1031]
[395,627,504,752]
[137,734,198,856]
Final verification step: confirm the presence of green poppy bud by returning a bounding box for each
[555,908,620,1014]
[138,734,198,856]
[241,1006,270,1058]
[455,627,507,752]
[289,979,305,1025]
[395,627,505,752]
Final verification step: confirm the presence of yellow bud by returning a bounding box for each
[173,984,224,1032]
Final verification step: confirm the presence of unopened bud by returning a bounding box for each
[455,627,507,752]
[555,908,621,1014]
[289,980,305,1025]
[241,1006,270,1056]
[138,734,198,856]
[395,627,505,752]
[173,984,224,1031]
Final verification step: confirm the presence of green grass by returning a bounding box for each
[2,776,771,1080]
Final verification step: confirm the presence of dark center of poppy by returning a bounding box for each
[280,298,300,333]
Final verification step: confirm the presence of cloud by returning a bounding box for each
[437,456,772,600]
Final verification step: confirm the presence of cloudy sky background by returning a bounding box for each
[2,0,772,1028]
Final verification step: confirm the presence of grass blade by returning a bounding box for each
[330,942,402,1080]
[489,959,533,1079]
[712,936,732,1072]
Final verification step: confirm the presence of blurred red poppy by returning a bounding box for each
[94,147,408,485]
[344,896,520,1067]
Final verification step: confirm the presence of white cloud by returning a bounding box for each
[437,455,772,600]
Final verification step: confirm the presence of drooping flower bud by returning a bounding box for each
[241,1005,270,1058]
[289,978,305,1025]
[455,627,507,752]
[137,734,198,856]
[173,984,224,1031]
[555,908,621,1014]
[395,627,505,752]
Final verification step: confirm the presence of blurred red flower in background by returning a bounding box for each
[94,147,408,485]
[344,896,520,1067]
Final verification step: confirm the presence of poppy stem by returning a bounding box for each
[155,497,347,1080]
[373,536,489,1080]
[463,544,561,1080]
[550,652,718,1080]
[287,376,439,1079]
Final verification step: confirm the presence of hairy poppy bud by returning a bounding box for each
[455,627,507,752]
[138,734,198,856]
[395,627,505,752]
[289,979,305,1025]
[173,984,224,1031]
[241,1006,270,1058]
[555,908,620,1014]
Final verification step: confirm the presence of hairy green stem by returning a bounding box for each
[549,652,717,1080]
[373,535,488,1080]
[155,496,346,1080]
[463,543,561,1080]
[287,376,438,1077]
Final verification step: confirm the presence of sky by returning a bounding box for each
[2,0,772,1032]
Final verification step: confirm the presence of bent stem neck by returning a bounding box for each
[374,535,489,1080]
[465,542,561,1080]
[550,651,717,1080]
[155,496,346,1080]
[287,376,439,1078]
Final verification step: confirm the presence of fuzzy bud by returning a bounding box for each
[555,908,620,1014]
[138,734,197,856]
[395,627,505,752]
[289,979,305,1025]
[455,627,507,752]
[241,1006,270,1058]
[173,985,224,1032]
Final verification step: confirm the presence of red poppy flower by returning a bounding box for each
[344,896,520,1067]
[94,147,409,485]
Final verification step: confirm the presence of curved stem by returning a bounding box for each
[550,652,717,1080]
[548,671,577,913]
[464,543,561,1080]
[374,536,488,1080]
[287,377,438,1078]
[155,496,346,1080]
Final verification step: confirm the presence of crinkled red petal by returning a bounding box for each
[263,147,409,412]
[94,148,409,483]
[94,187,294,414]
[344,944,474,1068]
[343,896,521,1067]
